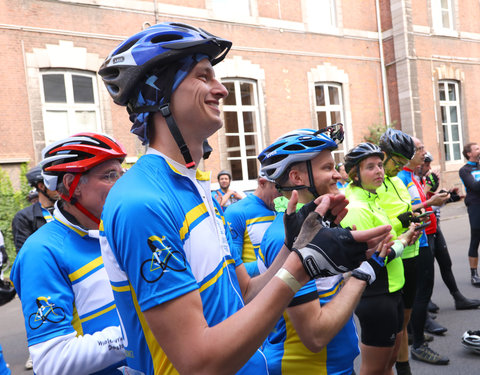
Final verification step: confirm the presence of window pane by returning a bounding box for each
[315,86,325,106]
[226,135,240,149]
[43,74,66,103]
[73,111,97,134]
[230,159,242,181]
[448,83,456,100]
[247,158,258,180]
[440,106,447,123]
[328,86,339,105]
[240,82,253,105]
[439,85,445,101]
[451,124,459,141]
[72,75,94,103]
[443,124,449,142]
[43,110,69,144]
[444,144,451,161]
[449,106,457,123]
[453,143,461,160]
[224,112,239,133]
[441,0,449,8]
[330,111,341,124]
[243,112,255,133]
[245,136,256,156]
[223,82,236,105]
[317,112,327,127]
[442,11,450,28]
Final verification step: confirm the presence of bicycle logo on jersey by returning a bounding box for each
[28,296,66,330]
[140,235,187,283]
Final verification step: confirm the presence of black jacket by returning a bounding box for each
[11,202,47,253]
[459,162,480,207]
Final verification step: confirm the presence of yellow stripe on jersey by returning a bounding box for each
[179,204,208,241]
[72,305,83,336]
[165,160,211,181]
[68,256,103,282]
[130,284,179,375]
[245,215,276,226]
[282,311,328,374]
[56,218,87,237]
[112,284,131,293]
[80,304,117,324]
[199,259,236,293]
[317,279,343,299]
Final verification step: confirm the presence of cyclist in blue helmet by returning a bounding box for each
[99,23,392,375]
[258,127,394,375]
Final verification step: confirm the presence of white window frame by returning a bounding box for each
[303,0,337,33]
[431,0,457,36]
[439,80,463,163]
[313,82,345,162]
[221,78,263,184]
[39,70,102,145]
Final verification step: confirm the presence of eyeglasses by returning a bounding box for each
[390,157,408,169]
[414,145,425,152]
[96,170,125,184]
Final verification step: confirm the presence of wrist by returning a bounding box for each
[422,201,428,209]
[275,267,302,294]
[350,269,371,284]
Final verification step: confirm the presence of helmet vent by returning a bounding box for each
[116,39,139,55]
[284,144,307,151]
[170,23,198,32]
[151,34,183,44]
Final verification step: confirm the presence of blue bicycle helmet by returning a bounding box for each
[99,22,232,106]
[258,129,338,181]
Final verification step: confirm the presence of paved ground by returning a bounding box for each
[1,201,479,374]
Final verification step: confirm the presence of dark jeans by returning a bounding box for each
[467,204,480,258]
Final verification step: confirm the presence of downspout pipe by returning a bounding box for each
[375,0,391,125]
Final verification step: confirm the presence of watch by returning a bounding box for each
[351,269,371,284]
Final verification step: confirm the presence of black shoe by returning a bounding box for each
[424,316,447,335]
[471,274,480,287]
[411,343,449,365]
[453,291,480,310]
[428,300,439,313]
[395,361,412,375]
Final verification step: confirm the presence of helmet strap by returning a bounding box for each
[37,186,57,206]
[159,104,196,169]
[305,160,320,198]
[59,173,101,226]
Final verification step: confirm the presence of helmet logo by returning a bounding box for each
[265,150,277,159]
[113,56,124,64]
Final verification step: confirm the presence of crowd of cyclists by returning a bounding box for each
[1,21,480,375]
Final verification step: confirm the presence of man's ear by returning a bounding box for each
[63,173,81,198]
[288,168,306,186]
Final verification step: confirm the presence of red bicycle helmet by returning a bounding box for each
[40,133,127,225]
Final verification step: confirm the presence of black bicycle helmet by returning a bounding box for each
[424,151,433,163]
[26,166,43,187]
[379,128,415,160]
[344,142,384,174]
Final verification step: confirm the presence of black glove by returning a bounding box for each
[447,190,461,203]
[426,173,439,192]
[0,279,16,307]
[283,201,317,250]
[397,211,421,228]
[292,212,367,279]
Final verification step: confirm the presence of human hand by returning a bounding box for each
[291,211,391,279]
[283,192,348,250]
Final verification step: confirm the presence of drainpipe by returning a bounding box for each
[154,0,158,24]
[375,0,391,126]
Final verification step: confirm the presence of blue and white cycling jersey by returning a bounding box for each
[260,213,359,375]
[11,206,125,375]
[224,193,276,276]
[100,149,268,375]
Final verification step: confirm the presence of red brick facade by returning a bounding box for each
[1,0,479,191]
